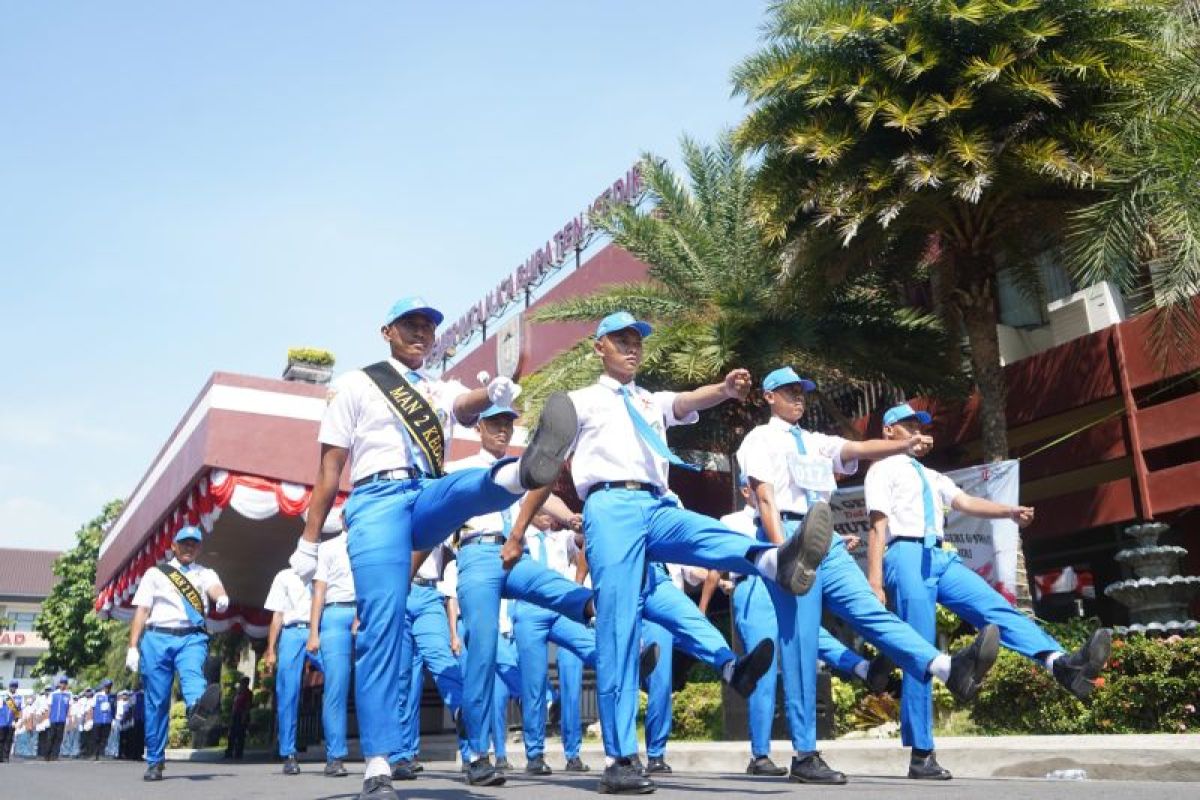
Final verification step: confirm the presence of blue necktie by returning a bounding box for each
[500,506,513,539]
[788,427,821,508]
[619,385,700,472]
[909,458,940,586]
[533,531,547,566]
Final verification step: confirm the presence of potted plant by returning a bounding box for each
[283,347,336,384]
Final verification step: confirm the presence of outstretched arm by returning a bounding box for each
[952,494,1035,527]
[672,368,751,418]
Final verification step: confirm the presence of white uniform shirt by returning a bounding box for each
[864,455,963,543]
[736,416,858,515]
[415,543,452,584]
[33,695,49,731]
[447,451,520,537]
[721,505,759,580]
[264,569,313,626]
[318,359,468,483]
[567,375,698,498]
[131,559,221,628]
[666,563,706,591]
[438,559,459,600]
[523,526,574,580]
[314,533,356,604]
[564,533,591,587]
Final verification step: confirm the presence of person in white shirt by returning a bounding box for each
[737,369,1002,785]
[286,296,577,800]
[865,402,1111,780]
[447,403,600,787]
[126,525,227,781]
[306,531,356,778]
[507,312,815,795]
[263,567,313,776]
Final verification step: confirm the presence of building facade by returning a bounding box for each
[0,548,61,690]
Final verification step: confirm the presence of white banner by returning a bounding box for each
[832,459,1022,604]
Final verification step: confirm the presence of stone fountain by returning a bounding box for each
[1104,522,1200,635]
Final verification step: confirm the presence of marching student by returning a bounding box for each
[45,678,71,761]
[126,525,227,782]
[307,529,357,777]
[865,402,1112,780]
[506,312,829,794]
[287,296,578,800]
[90,679,115,760]
[736,368,1001,785]
[263,565,313,776]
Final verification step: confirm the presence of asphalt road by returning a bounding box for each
[2,759,1196,800]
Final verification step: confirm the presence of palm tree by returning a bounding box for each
[1069,3,1200,354]
[521,136,958,457]
[732,0,1176,461]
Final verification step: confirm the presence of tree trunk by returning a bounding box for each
[956,263,1033,611]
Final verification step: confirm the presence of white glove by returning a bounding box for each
[125,647,139,673]
[215,595,230,614]
[289,539,319,581]
[486,376,521,408]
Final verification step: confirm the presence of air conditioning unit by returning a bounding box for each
[1046,281,1126,346]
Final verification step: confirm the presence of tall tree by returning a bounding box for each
[733,0,1175,460]
[523,136,958,455]
[34,500,124,678]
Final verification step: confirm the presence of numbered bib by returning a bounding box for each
[786,453,837,495]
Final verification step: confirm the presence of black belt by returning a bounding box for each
[325,601,356,608]
[587,480,660,499]
[353,467,425,488]
[146,625,206,637]
[283,622,309,629]
[891,537,944,549]
[755,511,806,524]
[733,574,750,586]
[459,533,505,548]
[412,576,438,588]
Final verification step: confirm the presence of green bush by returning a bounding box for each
[287,347,335,366]
[168,701,191,748]
[670,680,723,740]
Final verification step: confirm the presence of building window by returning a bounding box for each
[997,251,1076,329]
[4,612,37,632]
[12,657,39,680]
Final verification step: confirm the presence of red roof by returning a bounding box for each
[0,548,61,599]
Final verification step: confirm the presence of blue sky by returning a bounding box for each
[0,2,765,551]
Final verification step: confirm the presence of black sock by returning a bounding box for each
[912,748,933,759]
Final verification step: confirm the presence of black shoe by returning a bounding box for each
[143,762,164,782]
[324,759,348,777]
[908,751,952,780]
[391,759,418,781]
[496,756,514,772]
[525,755,552,775]
[357,775,400,800]
[466,756,506,786]
[945,624,1000,702]
[519,392,577,489]
[776,502,832,595]
[409,758,424,773]
[645,756,671,774]
[1053,628,1112,700]
[565,756,591,772]
[746,755,787,776]
[789,752,846,785]
[865,652,896,693]
[728,638,774,698]
[597,758,656,794]
[639,642,660,682]
[282,755,300,775]
[630,754,645,776]
[185,683,222,736]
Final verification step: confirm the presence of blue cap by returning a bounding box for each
[762,367,816,393]
[174,525,203,544]
[57,677,68,685]
[384,296,444,327]
[883,402,932,426]
[100,678,113,688]
[8,681,17,688]
[595,311,652,340]
[478,404,518,420]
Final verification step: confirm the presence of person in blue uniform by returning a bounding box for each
[126,525,228,782]
[45,678,71,761]
[307,530,357,778]
[89,679,115,759]
[287,296,579,800]
[865,402,1112,780]
[0,680,20,762]
[264,566,313,776]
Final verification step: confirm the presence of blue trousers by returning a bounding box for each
[583,489,772,758]
[557,648,585,759]
[763,521,940,753]
[395,585,465,761]
[512,601,596,760]
[884,541,1062,750]
[318,605,355,760]
[275,626,307,757]
[139,629,208,765]
[492,634,522,759]
[640,619,674,759]
[455,542,591,757]
[342,464,519,758]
